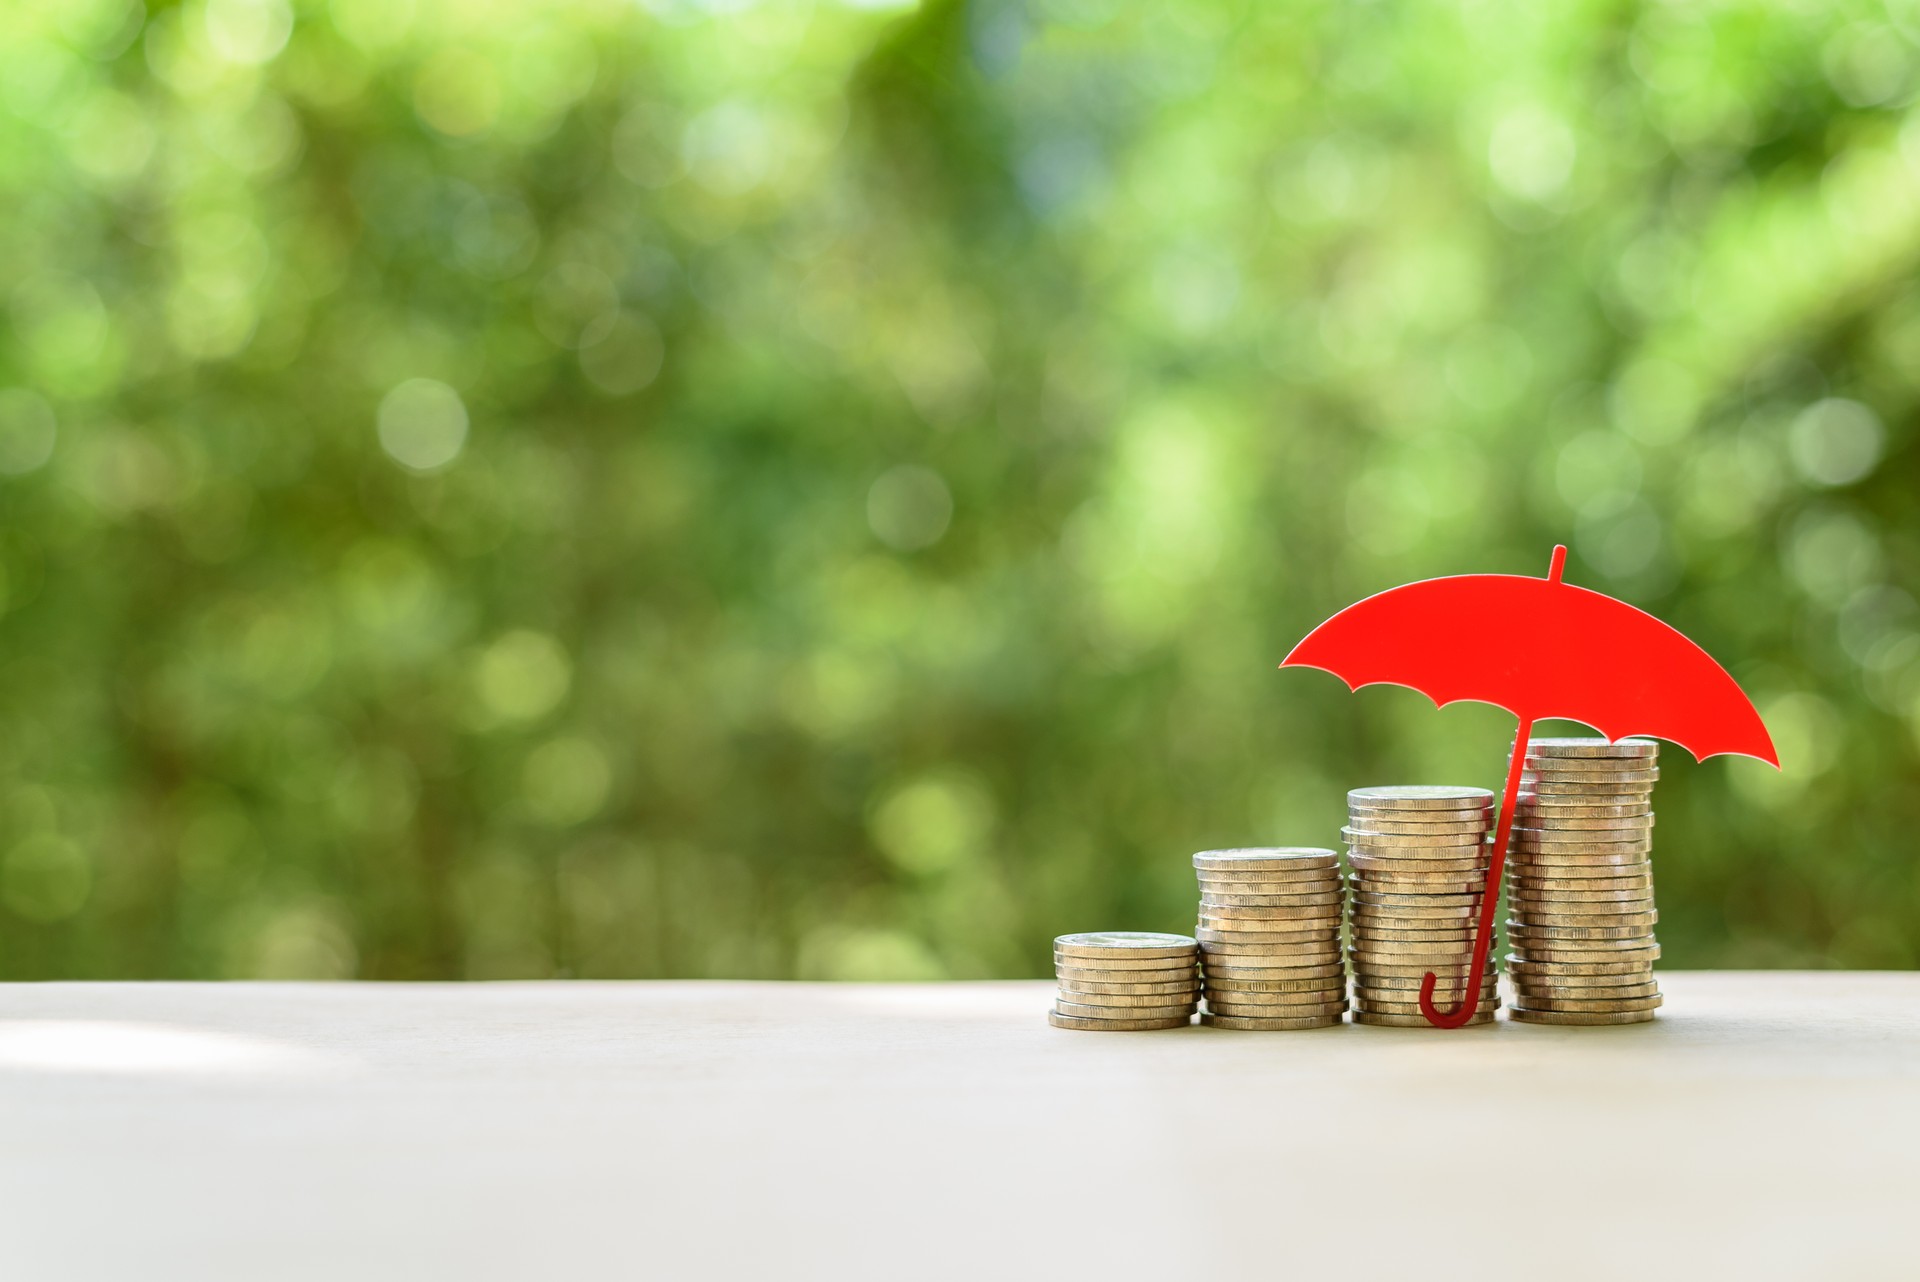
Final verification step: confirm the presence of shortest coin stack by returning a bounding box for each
[1050,932,1200,1030]
[1193,849,1347,1030]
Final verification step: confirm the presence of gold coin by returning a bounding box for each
[1512,829,1653,846]
[1054,933,1198,960]
[1194,880,1342,897]
[1350,937,1485,953]
[1201,960,1344,979]
[1353,860,1491,876]
[1344,818,1490,836]
[1190,898,1344,917]
[1190,905,1344,925]
[1505,905,1658,925]
[1512,993,1663,1013]
[1049,1010,1193,1031]
[1523,769,1656,784]
[1055,965,1197,984]
[1353,895,1485,912]
[1506,951,1660,969]
[1199,1011,1343,1030]
[1352,864,1491,880]
[1206,1000,1347,1019]
[1507,874,1653,891]
[1055,986,1201,1007]
[1520,796,1652,815]
[1351,866,1490,884]
[1504,932,1658,950]
[1056,978,1202,997]
[1055,993,1197,1013]
[1358,971,1495,989]
[1350,933,1481,949]
[1192,848,1339,872]
[1196,866,1344,882]
[1353,963,1493,980]
[1512,830,1652,846]
[1511,845,1653,861]
[1520,737,1658,757]
[1509,981,1660,1000]
[1055,952,1198,971]
[1204,974,1348,994]
[1200,946,1341,963]
[1200,938,1341,953]
[1344,802,1489,821]
[1509,860,1655,876]
[1054,998,1197,1020]
[1350,951,1482,968]
[1507,892,1657,909]
[1509,860,1655,877]
[1196,887,1343,904]
[1523,780,1656,797]
[1196,928,1340,946]
[1351,1010,1495,1028]
[1508,1008,1658,1026]
[1353,998,1498,1018]
[1203,989,1347,1008]
[1505,939,1659,957]
[1347,851,1490,870]
[1347,785,1496,807]
[1524,752,1661,770]
[1344,828,1490,849]
[1505,956,1654,976]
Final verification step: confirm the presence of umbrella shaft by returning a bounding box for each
[1420,715,1530,1027]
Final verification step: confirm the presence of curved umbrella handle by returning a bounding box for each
[1417,713,1530,1027]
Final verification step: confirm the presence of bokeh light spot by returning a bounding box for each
[475,630,572,724]
[0,390,57,475]
[522,737,611,826]
[1789,398,1884,487]
[2,835,91,923]
[204,0,293,65]
[869,769,995,877]
[867,465,952,551]
[414,48,501,137]
[377,378,468,473]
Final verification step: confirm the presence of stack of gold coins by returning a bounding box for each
[1192,848,1346,1030]
[1505,738,1662,1026]
[1049,933,1200,1030]
[1345,786,1500,1027]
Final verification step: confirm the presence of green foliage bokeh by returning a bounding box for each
[0,0,1915,980]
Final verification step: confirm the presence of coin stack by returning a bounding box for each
[1192,848,1347,1030]
[1345,786,1500,1027]
[1505,738,1663,1026]
[1049,932,1200,1030]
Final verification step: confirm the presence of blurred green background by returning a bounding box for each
[0,0,1913,982]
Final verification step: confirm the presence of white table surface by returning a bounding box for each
[0,973,1913,1281]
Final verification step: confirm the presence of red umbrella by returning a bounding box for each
[1282,545,1777,1028]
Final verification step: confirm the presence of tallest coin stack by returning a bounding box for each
[1504,737,1663,1025]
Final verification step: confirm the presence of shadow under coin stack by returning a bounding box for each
[1193,848,1347,1030]
[1505,738,1663,1026]
[1049,932,1200,1030]
[1345,786,1500,1027]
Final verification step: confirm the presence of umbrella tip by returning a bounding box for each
[1548,544,1567,584]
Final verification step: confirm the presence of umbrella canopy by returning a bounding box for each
[1282,545,1776,1027]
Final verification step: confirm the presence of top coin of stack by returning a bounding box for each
[1345,786,1500,1028]
[1049,932,1200,1031]
[1504,738,1663,1026]
[1192,849,1346,1031]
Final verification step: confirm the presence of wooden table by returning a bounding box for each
[0,974,1911,1280]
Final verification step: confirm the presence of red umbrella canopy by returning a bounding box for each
[1283,547,1777,766]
